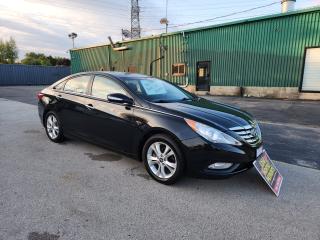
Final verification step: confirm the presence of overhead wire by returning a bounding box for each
[141,1,281,32]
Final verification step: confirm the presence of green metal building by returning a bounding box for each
[70,7,320,99]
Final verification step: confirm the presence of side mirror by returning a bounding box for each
[107,93,133,105]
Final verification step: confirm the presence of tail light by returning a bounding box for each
[37,92,44,100]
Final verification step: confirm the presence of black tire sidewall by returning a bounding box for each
[45,111,64,143]
[142,134,184,185]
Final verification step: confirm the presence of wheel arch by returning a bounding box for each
[42,109,50,125]
[43,108,57,125]
[137,127,186,165]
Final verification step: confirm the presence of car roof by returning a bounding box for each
[72,71,150,81]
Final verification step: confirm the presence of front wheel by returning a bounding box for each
[45,111,64,143]
[142,134,184,185]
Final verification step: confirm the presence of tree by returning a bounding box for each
[21,52,51,66]
[47,55,57,66]
[55,57,70,66]
[0,37,18,64]
[21,52,70,66]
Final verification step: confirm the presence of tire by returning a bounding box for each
[45,111,64,143]
[142,134,184,185]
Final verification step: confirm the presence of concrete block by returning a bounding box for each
[298,92,320,100]
[243,87,299,99]
[210,86,241,96]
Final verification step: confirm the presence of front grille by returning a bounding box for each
[229,125,260,145]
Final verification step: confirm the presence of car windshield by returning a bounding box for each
[123,77,195,103]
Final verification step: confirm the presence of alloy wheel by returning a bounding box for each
[46,114,59,140]
[147,141,177,179]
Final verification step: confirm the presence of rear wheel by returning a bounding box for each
[142,134,184,184]
[45,111,64,143]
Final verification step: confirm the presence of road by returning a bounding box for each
[0,98,320,240]
[204,96,320,170]
[0,85,44,105]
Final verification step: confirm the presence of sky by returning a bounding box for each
[0,0,319,59]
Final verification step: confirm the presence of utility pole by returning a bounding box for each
[131,0,141,39]
[160,0,169,34]
[165,0,168,33]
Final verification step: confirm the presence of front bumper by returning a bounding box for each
[181,137,262,177]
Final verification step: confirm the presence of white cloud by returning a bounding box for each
[0,0,318,59]
[0,0,132,58]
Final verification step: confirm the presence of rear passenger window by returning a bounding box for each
[64,75,91,94]
[53,80,66,90]
[91,76,127,99]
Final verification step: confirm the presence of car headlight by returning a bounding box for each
[185,119,242,146]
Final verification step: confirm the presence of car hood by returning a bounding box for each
[155,98,255,130]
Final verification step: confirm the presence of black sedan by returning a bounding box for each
[38,72,263,184]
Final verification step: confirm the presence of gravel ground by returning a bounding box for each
[0,98,320,240]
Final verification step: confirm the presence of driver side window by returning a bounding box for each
[91,75,127,99]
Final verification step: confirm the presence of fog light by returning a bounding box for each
[208,162,233,170]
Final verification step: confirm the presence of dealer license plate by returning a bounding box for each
[253,150,283,197]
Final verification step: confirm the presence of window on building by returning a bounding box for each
[128,65,137,73]
[172,63,186,76]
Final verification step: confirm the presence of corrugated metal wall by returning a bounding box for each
[70,8,320,88]
[70,34,186,85]
[161,34,187,85]
[186,10,320,87]
[0,64,70,86]
[71,45,111,72]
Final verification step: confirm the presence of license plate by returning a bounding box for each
[253,150,283,197]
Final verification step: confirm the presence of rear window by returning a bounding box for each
[64,75,91,94]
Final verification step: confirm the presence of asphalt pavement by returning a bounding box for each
[0,98,319,240]
[0,85,45,105]
[204,96,320,170]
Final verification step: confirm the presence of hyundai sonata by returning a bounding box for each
[38,72,263,184]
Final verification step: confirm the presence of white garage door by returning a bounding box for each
[302,48,320,91]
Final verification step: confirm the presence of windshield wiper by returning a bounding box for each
[179,97,192,102]
[153,99,169,103]
[154,98,192,103]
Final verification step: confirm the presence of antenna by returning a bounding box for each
[131,0,141,39]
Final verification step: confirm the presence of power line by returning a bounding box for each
[141,1,280,32]
[139,0,277,10]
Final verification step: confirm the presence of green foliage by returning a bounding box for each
[0,36,70,66]
[0,37,18,64]
[21,52,51,66]
[21,52,70,66]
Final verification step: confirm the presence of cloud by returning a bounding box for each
[0,0,132,58]
[0,0,318,59]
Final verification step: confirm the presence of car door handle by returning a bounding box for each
[86,104,95,110]
[57,94,63,99]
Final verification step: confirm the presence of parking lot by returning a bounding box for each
[0,86,320,240]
